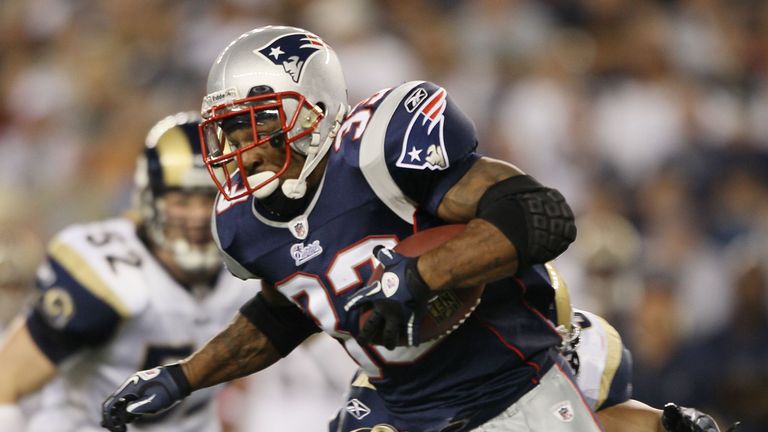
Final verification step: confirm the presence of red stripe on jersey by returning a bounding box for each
[429,99,446,121]
[476,317,543,376]
[421,89,446,116]
[513,276,564,338]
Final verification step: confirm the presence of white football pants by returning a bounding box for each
[472,363,604,431]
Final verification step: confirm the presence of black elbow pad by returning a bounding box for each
[476,175,576,268]
[239,292,321,357]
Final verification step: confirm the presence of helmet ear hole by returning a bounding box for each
[316,102,326,114]
[248,85,274,96]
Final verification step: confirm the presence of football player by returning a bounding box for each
[0,112,255,432]
[102,26,588,432]
[330,314,731,432]
[330,272,733,432]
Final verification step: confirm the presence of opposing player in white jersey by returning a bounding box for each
[0,112,255,432]
[548,267,733,432]
[562,311,732,432]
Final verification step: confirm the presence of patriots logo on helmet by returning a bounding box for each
[254,33,325,83]
[397,87,450,171]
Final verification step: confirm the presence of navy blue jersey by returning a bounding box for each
[213,81,563,431]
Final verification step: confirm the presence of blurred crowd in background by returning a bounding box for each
[1,0,766,429]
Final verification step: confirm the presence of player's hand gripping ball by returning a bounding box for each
[346,224,484,349]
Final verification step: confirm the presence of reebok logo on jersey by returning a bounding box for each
[552,401,575,422]
[397,88,450,171]
[404,87,428,112]
[345,398,371,420]
[290,240,323,266]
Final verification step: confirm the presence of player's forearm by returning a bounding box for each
[429,155,575,291]
[180,313,281,390]
[418,218,518,291]
[596,400,664,432]
[424,157,524,291]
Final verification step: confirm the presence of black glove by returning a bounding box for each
[101,364,191,432]
[662,403,733,432]
[344,247,432,349]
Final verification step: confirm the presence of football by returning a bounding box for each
[360,224,484,347]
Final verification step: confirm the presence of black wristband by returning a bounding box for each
[166,363,192,397]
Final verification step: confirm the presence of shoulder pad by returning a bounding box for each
[211,209,258,280]
[572,309,629,410]
[45,219,150,317]
[360,81,479,221]
[544,263,573,331]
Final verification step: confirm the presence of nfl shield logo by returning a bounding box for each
[551,401,575,422]
[289,217,309,240]
[381,272,400,298]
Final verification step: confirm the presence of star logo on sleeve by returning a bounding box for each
[397,87,450,171]
[407,147,422,161]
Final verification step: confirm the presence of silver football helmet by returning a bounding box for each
[134,112,221,275]
[199,25,348,201]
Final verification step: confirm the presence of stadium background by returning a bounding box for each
[0,0,766,429]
